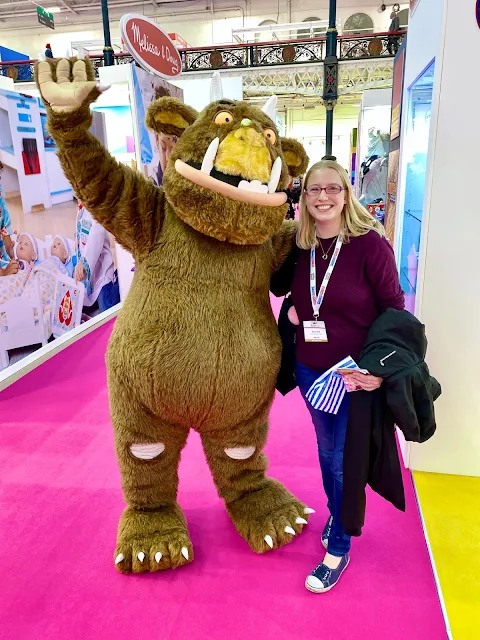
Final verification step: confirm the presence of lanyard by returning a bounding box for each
[310,235,343,319]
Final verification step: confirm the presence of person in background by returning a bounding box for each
[277,159,404,593]
[285,176,302,220]
[387,5,401,55]
[0,162,18,276]
[152,132,178,187]
[72,202,120,313]
[45,44,54,59]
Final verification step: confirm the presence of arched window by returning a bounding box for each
[297,17,326,39]
[256,19,277,43]
[343,13,374,35]
[398,9,409,29]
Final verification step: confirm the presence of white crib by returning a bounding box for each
[0,235,85,371]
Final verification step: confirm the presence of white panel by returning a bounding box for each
[0,76,14,91]
[169,75,243,112]
[98,65,132,89]
[361,88,393,109]
[396,0,480,477]
[0,163,19,193]
[45,151,73,205]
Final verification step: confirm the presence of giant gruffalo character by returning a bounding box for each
[36,59,311,573]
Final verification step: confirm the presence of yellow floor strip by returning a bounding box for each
[414,472,480,640]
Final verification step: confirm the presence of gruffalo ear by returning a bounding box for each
[145,97,198,138]
[280,138,309,177]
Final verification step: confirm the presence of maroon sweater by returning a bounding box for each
[291,231,405,372]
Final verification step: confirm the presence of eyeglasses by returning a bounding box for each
[304,185,345,196]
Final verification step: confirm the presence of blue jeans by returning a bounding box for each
[97,272,120,313]
[296,361,351,557]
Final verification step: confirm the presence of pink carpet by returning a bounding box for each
[0,317,447,640]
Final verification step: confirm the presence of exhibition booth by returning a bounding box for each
[1,6,478,637]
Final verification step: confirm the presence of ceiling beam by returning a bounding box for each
[59,0,79,14]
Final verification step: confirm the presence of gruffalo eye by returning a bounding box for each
[214,111,234,125]
[264,128,277,144]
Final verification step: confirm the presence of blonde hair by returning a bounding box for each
[296,160,385,250]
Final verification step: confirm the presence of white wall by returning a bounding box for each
[170,76,243,113]
[0,76,14,91]
[0,164,19,195]
[0,1,410,60]
[397,0,480,477]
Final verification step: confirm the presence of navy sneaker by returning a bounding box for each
[322,516,333,549]
[305,554,350,594]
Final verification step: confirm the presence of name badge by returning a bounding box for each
[303,320,328,343]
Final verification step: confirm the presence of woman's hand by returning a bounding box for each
[287,304,300,325]
[74,262,86,283]
[3,234,14,259]
[349,371,383,392]
[1,260,19,276]
[157,133,178,172]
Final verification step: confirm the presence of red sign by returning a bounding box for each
[120,14,182,78]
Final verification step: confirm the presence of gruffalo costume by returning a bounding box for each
[36,59,311,574]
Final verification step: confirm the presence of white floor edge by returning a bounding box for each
[0,303,121,391]
[411,472,453,640]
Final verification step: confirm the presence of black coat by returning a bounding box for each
[276,295,297,395]
[341,308,441,536]
[360,308,441,443]
[271,243,300,395]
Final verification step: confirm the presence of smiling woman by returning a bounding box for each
[271,158,405,594]
[297,160,384,249]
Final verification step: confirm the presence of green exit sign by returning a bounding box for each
[37,6,55,30]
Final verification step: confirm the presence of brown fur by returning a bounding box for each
[37,58,310,573]
[145,97,197,138]
[280,138,310,176]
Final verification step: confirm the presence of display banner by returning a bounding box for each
[390,45,406,140]
[384,37,407,244]
[385,149,400,245]
[130,64,183,186]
